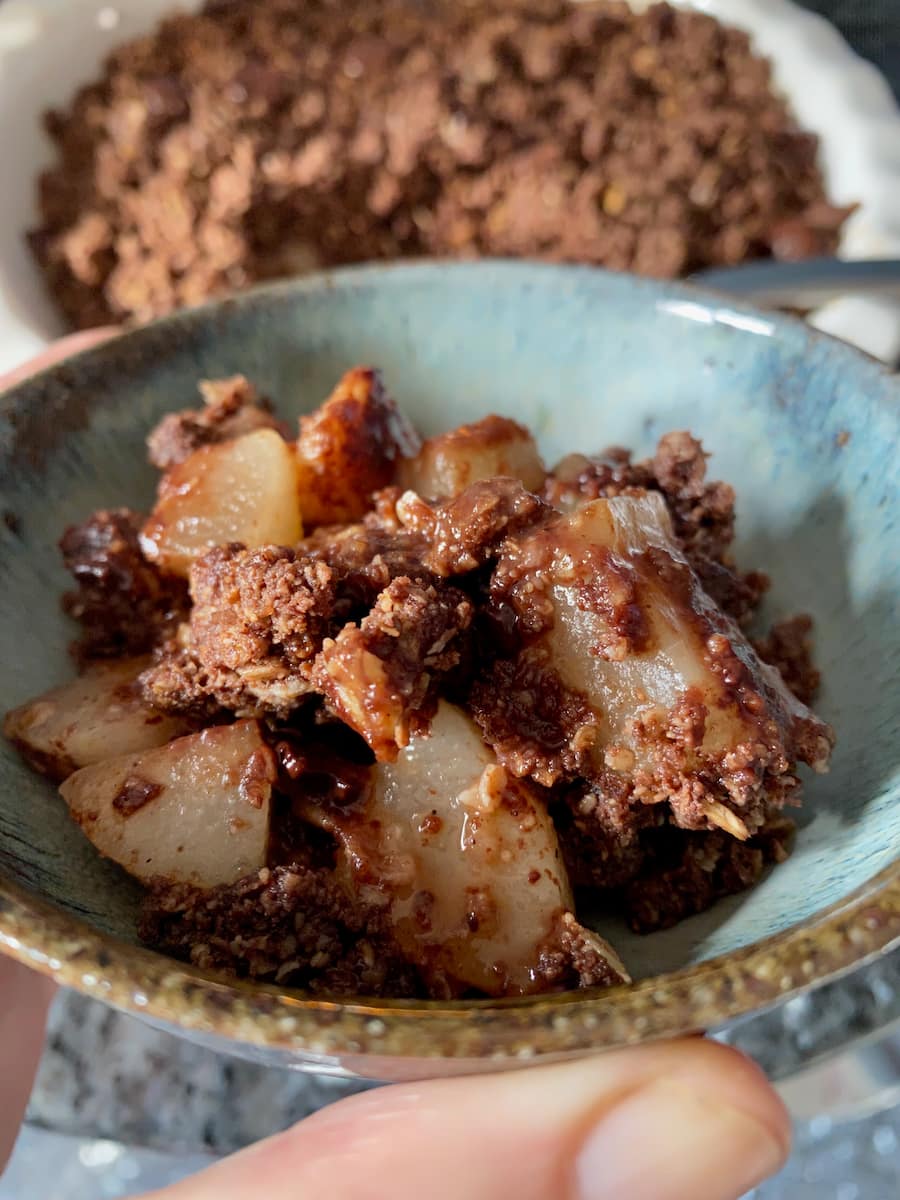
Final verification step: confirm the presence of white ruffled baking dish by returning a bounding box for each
[0,0,899,374]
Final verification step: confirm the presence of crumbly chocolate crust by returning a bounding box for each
[60,508,187,662]
[147,375,283,471]
[31,0,849,329]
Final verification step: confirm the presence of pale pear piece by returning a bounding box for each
[60,720,275,888]
[303,701,627,996]
[398,414,545,500]
[141,428,302,576]
[4,658,189,782]
[490,492,833,831]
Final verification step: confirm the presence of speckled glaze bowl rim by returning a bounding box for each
[1,261,898,1063]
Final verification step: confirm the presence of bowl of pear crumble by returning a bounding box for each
[0,262,896,1079]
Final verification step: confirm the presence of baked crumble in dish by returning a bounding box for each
[5,369,834,999]
[31,0,853,330]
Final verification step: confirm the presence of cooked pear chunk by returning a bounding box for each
[4,658,189,782]
[487,493,833,832]
[295,367,420,525]
[398,414,545,500]
[60,720,274,887]
[303,701,627,996]
[141,429,301,576]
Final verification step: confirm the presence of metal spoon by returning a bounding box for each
[690,257,900,308]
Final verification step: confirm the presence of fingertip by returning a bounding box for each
[655,1038,792,1160]
[0,326,120,392]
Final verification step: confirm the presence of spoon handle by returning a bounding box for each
[690,258,900,308]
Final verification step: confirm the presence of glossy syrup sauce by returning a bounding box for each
[266,723,374,868]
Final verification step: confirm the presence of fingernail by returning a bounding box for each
[575,1079,787,1200]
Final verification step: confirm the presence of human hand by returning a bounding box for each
[0,338,790,1199]
[2,958,790,1200]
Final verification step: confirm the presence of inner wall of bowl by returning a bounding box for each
[0,265,897,979]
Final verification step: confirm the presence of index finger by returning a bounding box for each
[0,327,118,393]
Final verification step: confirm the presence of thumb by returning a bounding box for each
[148,1037,789,1200]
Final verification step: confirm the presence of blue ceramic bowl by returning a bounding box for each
[0,263,897,1078]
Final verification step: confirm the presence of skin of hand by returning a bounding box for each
[0,337,791,1199]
